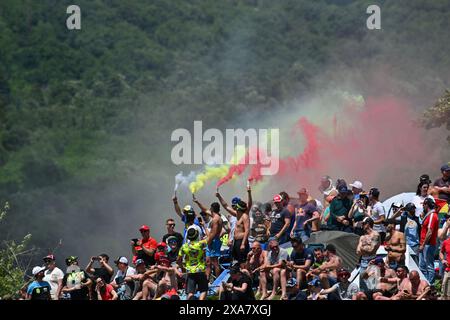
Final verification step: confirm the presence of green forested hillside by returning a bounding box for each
[0,0,449,270]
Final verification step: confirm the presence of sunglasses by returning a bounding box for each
[167,224,175,227]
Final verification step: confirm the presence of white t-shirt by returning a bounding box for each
[43,267,64,299]
[114,266,136,282]
[370,201,386,233]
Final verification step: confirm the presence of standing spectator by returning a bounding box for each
[392,203,421,255]
[384,220,406,269]
[279,191,296,240]
[95,277,118,300]
[412,181,433,217]
[193,197,223,280]
[348,193,370,236]
[166,236,181,263]
[440,234,450,300]
[131,225,158,267]
[291,188,320,242]
[287,237,314,290]
[162,218,183,249]
[178,227,208,300]
[368,188,386,242]
[257,239,289,300]
[349,180,364,200]
[356,217,380,290]
[328,185,352,232]
[433,163,450,202]
[27,266,51,300]
[269,194,291,244]
[111,256,137,300]
[419,198,439,284]
[85,253,114,284]
[172,196,203,243]
[42,254,64,300]
[219,262,255,300]
[61,256,92,300]
[249,206,270,250]
[319,175,337,208]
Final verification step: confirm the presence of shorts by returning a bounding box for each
[186,272,208,294]
[206,237,222,258]
[328,276,338,287]
[232,238,250,263]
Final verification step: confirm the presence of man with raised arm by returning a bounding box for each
[193,195,223,281]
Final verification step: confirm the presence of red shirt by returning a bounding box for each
[100,284,114,300]
[420,211,439,246]
[441,239,450,272]
[132,237,158,264]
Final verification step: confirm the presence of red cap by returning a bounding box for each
[155,252,170,267]
[139,225,150,232]
[273,194,283,203]
[43,254,55,261]
[157,242,167,249]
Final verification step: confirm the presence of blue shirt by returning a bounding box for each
[402,213,420,248]
[27,280,51,299]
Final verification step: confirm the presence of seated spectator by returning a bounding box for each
[287,237,313,290]
[320,268,359,300]
[306,277,327,300]
[257,238,289,300]
[110,256,136,300]
[95,277,118,300]
[246,241,267,295]
[219,262,255,300]
[307,244,342,289]
[395,270,429,300]
[27,266,51,300]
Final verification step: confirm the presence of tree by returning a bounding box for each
[421,90,450,143]
[0,202,35,299]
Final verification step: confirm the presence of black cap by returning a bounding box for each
[404,203,416,212]
[423,197,436,209]
[230,262,241,275]
[441,164,450,172]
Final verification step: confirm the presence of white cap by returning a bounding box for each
[349,181,363,190]
[32,266,46,276]
[115,256,128,264]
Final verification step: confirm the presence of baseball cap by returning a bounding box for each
[338,185,349,193]
[308,277,321,287]
[43,254,55,261]
[231,197,241,205]
[155,252,170,266]
[32,266,46,276]
[441,164,450,172]
[139,225,150,232]
[65,256,78,266]
[183,205,194,213]
[114,256,128,265]
[186,226,199,241]
[349,181,363,190]
[157,242,167,249]
[297,188,308,195]
[230,262,241,275]
[166,236,178,245]
[273,194,283,203]
[404,203,416,212]
[135,259,145,266]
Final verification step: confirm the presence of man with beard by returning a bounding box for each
[287,237,314,290]
[384,219,406,269]
[308,244,342,289]
[356,217,380,291]
[365,257,397,299]
[246,241,267,296]
[396,270,429,300]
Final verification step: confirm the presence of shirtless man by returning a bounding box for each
[396,270,429,300]
[216,185,251,267]
[370,258,398,299]
[193,196,223,280]
[356,217,380,290]
[384,220,406,269]
[246,241,267,297]
[308,244,342,289]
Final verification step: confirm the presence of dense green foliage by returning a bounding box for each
[0,0,449,285]
[422,90,450,142]
[0,202,34,298]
